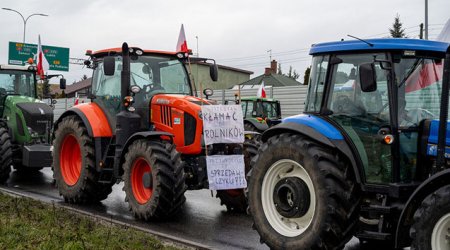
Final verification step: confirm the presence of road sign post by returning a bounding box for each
[8,41,70,72]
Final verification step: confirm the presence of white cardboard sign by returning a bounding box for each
[201,105,244,145]
[206,154,247,190]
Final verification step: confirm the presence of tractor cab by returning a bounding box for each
[0,64,37,116]
[305,39,447,184]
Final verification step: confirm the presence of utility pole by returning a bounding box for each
[425,0,429,40]
[195,36,199,57]
[420,23,424,39]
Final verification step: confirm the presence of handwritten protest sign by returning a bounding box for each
[206,154,247,190]
[201,105,244,145]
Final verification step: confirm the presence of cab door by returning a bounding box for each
[326,53,393,184]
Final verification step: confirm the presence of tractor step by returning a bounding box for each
[356,231,392,241]
[360,204,394,214]
[98,167,115,184]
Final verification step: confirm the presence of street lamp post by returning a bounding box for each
[2,8,48,43]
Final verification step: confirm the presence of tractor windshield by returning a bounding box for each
[261,101,280,118]
[92,55,191,98]
[0,69,36,97]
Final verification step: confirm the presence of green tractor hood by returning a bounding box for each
[2,95,53,143]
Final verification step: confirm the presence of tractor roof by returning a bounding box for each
[310,38,450,55]
[0,64,36,71]
[240,97,278,102]
[91,47,178,57]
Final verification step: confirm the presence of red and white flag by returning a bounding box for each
[176,24,189,53]
[36,35,49,80]
[257,81,267,98]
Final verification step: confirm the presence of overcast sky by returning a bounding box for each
[1,0,449,84]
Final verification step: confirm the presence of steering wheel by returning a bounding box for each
[143,84,165,95]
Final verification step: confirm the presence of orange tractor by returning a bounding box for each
[52,43,256,219]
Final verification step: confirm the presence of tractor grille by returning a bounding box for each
[160,105,172,127]
[184,113,196,146]
[16,103,53,135]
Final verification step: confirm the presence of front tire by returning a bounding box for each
[0,127,12,184]
[123,139,186,220]
[248,133,360,249]
[410,185,450,250]
[53,115,113,203]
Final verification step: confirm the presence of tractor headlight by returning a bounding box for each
[130,85,141,94]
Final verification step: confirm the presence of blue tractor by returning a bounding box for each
[248,38,450,249]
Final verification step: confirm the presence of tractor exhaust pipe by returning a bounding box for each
[436,45,450,171]
[121,42,131,111]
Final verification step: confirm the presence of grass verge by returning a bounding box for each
[0,192,180,250]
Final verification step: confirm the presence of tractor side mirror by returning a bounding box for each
[210,63,218,82]
[203,88,213,99]
[359,63,377,92]
[103,56,116,76]
[59,78,66,90]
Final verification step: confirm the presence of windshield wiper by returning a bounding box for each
[398,58,423,88]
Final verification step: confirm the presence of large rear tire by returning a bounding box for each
[123,139,186,220]
[0,127,12,184]
[53,115,113,203]
[248,133,360,249]
[216,138,260,212]
[410,185,450,250]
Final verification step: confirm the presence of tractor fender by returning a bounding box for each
[395,168,450,248]
[261,118,362,183]
[262,122,336,148]
[54,103,112,138]
[245,119,269,132]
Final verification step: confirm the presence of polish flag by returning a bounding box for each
[257,81,267,98]
[36,35,49,80]
[176,24,189,53]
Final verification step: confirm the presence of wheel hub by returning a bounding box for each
[273,177,310,218]
[142,172,153,189]
[432,213,450,249]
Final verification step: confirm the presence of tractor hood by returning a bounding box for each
[150,94,212,155]
[5,95,53,137]
[152,94,212,109]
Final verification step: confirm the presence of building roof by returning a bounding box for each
[63,78,92,95]
[190,61,253,75]
[310,38,450,55]
[237,73,301,88]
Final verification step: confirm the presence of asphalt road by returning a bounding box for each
[4,168,361,250]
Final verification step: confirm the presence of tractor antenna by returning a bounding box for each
[347,35,374,47]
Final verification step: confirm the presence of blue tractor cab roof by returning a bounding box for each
[310,38,450,55]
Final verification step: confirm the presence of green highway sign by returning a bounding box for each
[8,41,70,72]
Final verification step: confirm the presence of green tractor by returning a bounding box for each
[227,97,282,132]
[0,64,65,183]
[249,39,450,249]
